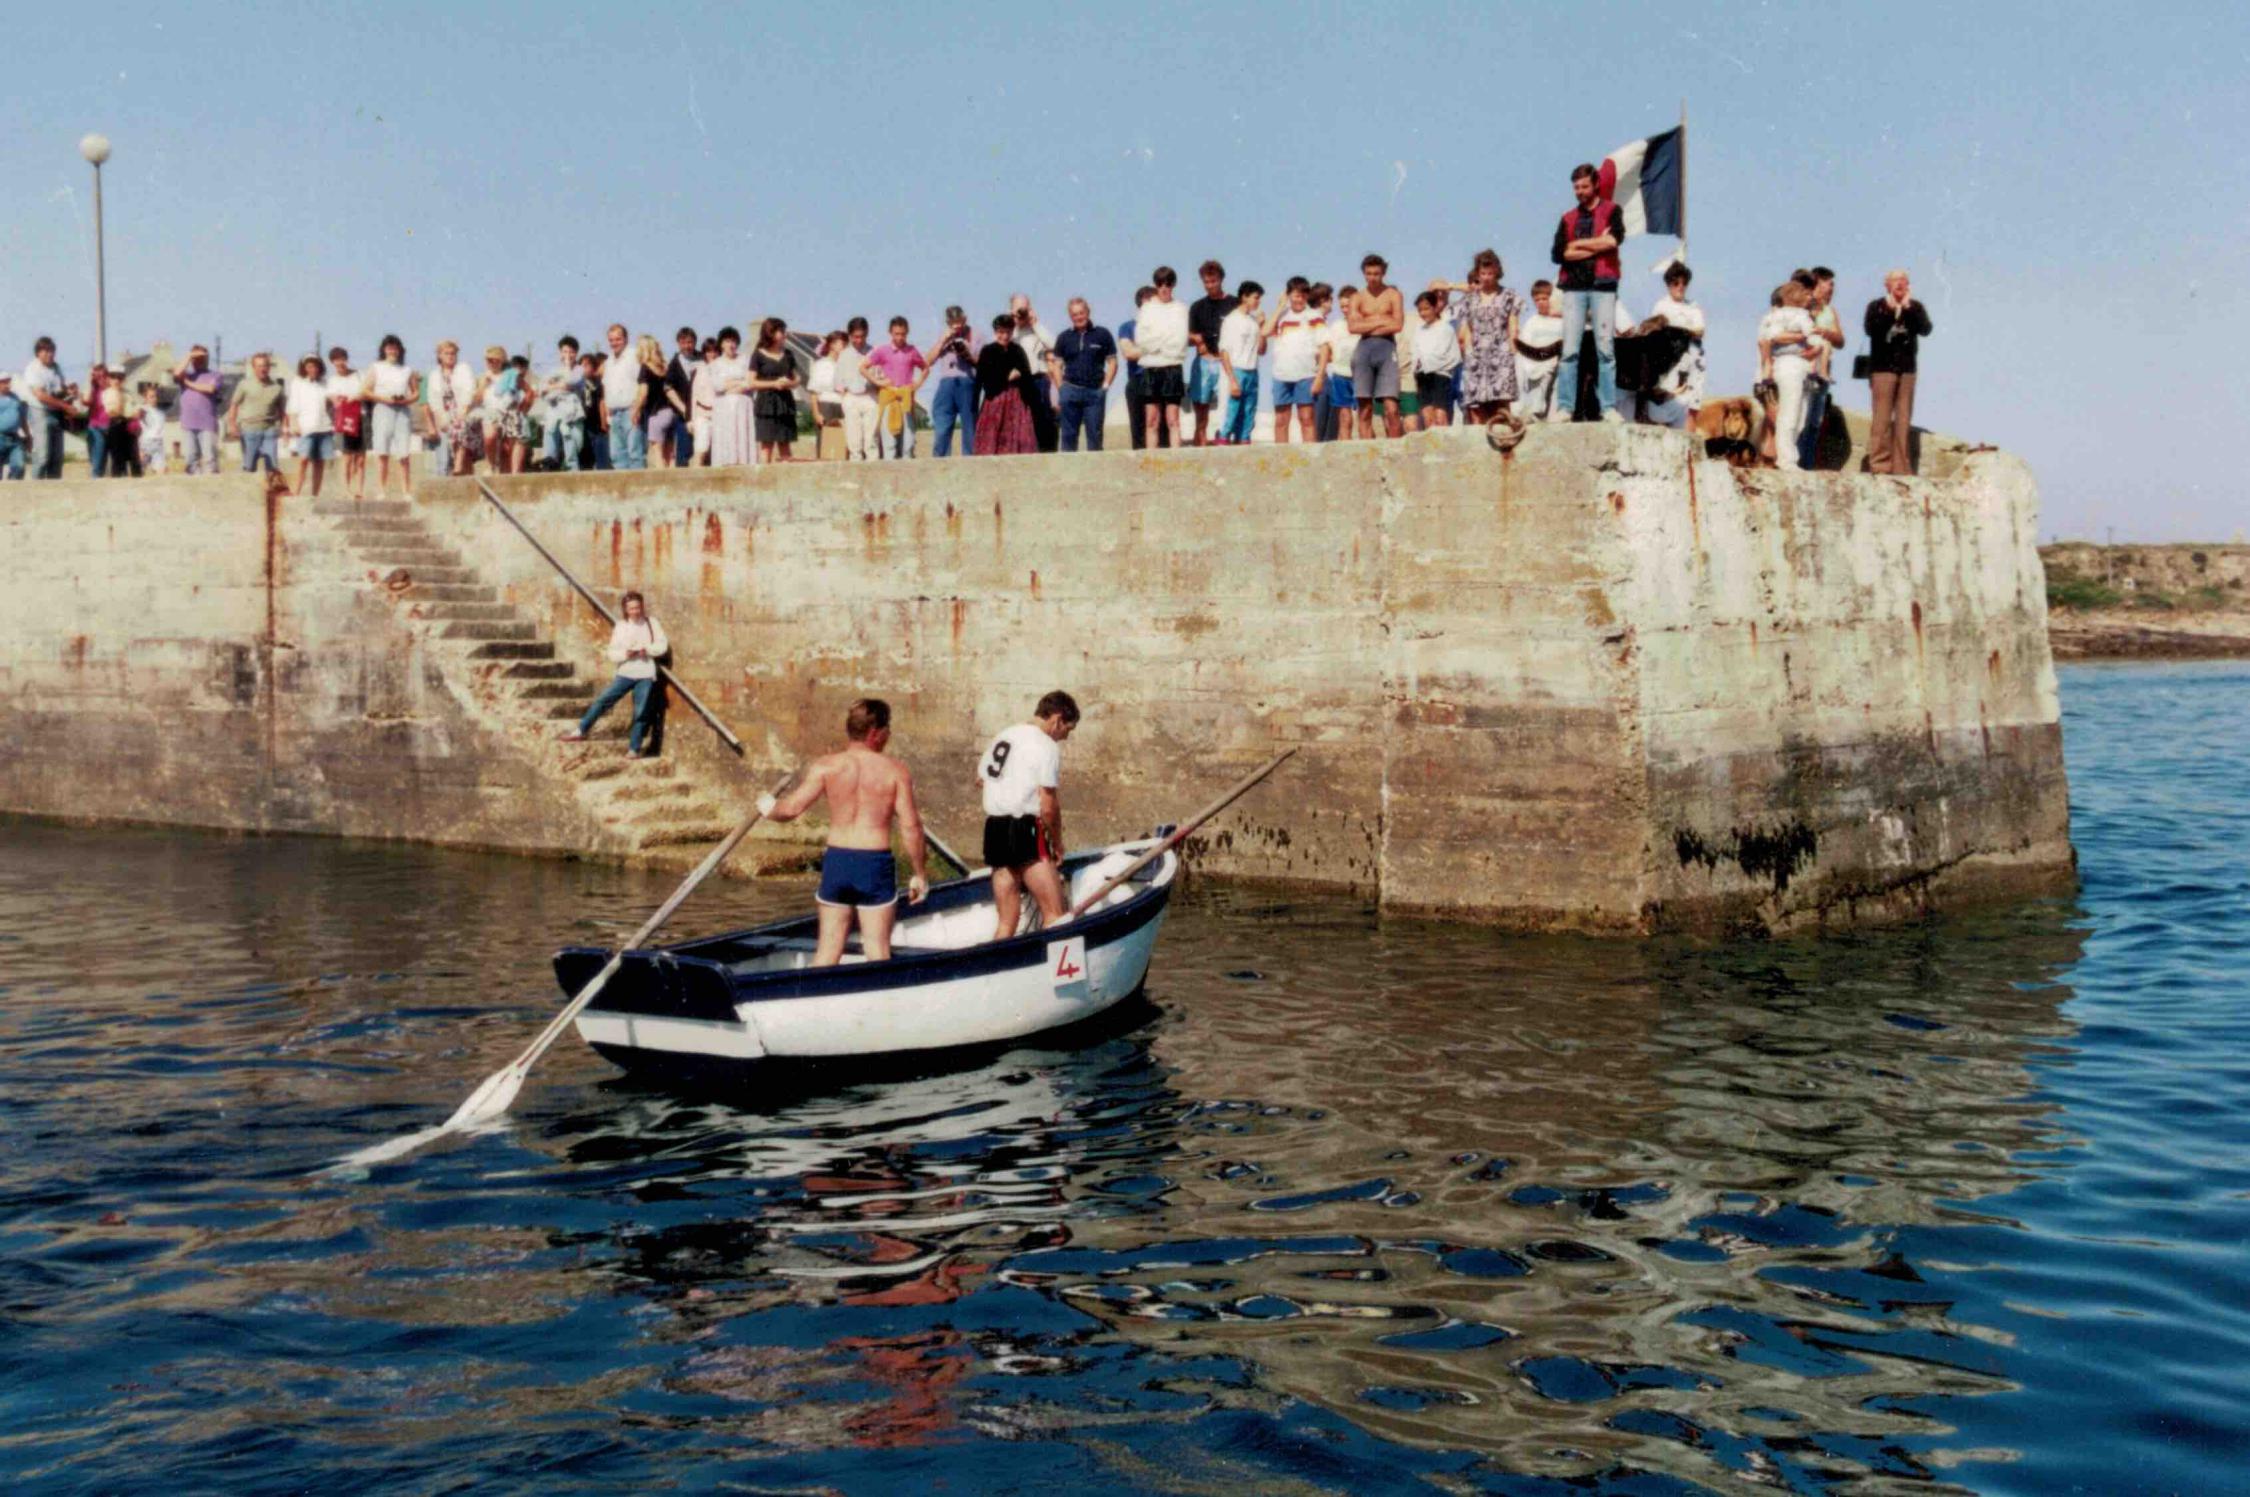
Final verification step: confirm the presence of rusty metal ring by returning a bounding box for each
[1485,410,1528,453]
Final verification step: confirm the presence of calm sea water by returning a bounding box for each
[5,661,2249,1495]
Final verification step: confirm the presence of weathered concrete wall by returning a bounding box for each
[0,422,2073,932]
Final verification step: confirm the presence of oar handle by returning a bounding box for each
[1067,748,1297,917]
[474,478,744,756]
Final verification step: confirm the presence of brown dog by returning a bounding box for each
[1692,397,1764,468]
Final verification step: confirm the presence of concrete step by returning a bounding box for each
[337,515,430,534]
[503,661,577,680]
[314,500,411,518]
[573,755,675,780]
[466,641,554,661]
[363,549,463,568]
[517,681,587,701]
[420,601,518,622]
[546,702,589,719]
[440,620,539,642]
[400,582,495,601]
[397,567,481,586]
[589,778,699,804]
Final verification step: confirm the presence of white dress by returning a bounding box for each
[707,355,757,467]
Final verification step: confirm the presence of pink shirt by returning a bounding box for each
[865,343,927,388]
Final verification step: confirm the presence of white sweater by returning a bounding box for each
[606,616,669,680]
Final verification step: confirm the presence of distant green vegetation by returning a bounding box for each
[2047,574,2124,611]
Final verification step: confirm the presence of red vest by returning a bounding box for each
[1559,204,1622,287]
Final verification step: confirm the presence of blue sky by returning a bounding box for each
[4,0,2243,540]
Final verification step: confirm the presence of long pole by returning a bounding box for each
[1678,98,1689,266]
[90,162,107,369]
[470,477,973,876]
[1068,748,1296,917]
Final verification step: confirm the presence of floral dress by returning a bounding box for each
[1454,288,1523,406]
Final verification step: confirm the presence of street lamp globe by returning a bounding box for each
[80,133,112,166]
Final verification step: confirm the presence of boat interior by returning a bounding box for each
[663,844,1165,974]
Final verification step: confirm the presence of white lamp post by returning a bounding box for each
[79,133,112,369]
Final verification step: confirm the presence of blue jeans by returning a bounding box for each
[1058,383,1107,451]
[578,674,658,753]
[0,434,24,479]
[606,409,645,469]
[33,413,65,478]
[545,418,584,470]
[241,430,280,473]
[1796,381,1831,469]
[86,426,108,479]
[1219,371,1259,443]
[1556,289,1617,420]
[672,414,694,467]
[930,376,977,456]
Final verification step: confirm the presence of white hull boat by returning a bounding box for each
[556,839,1178,1079]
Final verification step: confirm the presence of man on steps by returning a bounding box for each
[977,690,1080,942]
[757,698,932,966]
[561,590,668,758]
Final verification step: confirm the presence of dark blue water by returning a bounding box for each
[4,662,2248,1495]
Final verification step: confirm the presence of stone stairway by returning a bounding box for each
[314,498,806,873]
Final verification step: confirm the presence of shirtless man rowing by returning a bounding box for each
[757,698,931,966]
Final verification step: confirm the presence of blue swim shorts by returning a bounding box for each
[1270,377,1315,408]
[816,846,898,908]
[1187,357,1222,406]
[1326,374,1356,406]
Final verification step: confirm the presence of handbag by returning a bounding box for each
[1851,349,1872,381]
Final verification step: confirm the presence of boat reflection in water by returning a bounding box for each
[534,887,2083,1487]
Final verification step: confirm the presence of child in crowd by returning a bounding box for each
[1516,281,1563,421]
[1411,291,1461,430]
[283,353,335,497]
[577,353,608,469]
[1640,263,1706,429]
[1316,283,1358,440]
[1264,276,1323,444]
[136,383,168,474]
[1757,281,1819,470]
[1215,282,1266,445]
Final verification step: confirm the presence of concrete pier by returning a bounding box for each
[0,422,2073,933]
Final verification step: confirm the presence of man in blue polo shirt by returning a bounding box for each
[1051,298,1117,452]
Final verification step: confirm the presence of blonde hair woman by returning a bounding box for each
[423,339,478,475]
[635,333,682,468]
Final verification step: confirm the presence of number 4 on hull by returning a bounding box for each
[1049,936,1090,1001]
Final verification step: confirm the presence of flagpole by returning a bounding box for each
[1678,98,1689,264]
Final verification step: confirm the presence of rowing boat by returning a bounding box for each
[555,837,1179,1076]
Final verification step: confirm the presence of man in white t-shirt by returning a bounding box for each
[1515,281,1564,422]
[977,689,1081,941]
[1214,283,1266,445]
[1120,265,1190,449]
[833,318,877,462]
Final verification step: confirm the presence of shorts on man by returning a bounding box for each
[1352,338,1400,400]
[296,433,337,461]
[1186,358,1222,406]
[1271,377,1316,408]
[1413,372,1453,409]
[1143,365,1186,405]
[816,846,899,908]
[983,814,1053,871]
[1326,373,1356,406]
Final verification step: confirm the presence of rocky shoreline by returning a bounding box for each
[2043,543,2250,660]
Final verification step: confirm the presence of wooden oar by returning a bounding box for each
[332,774,797,1171]
[1067,748,1297,918]
[471,477,974,879]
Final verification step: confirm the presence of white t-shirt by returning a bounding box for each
[809,356,837,400]
[20,360,64,403]
[1269,307,1322,381]
[1322,318,1361,376]
[286,376,334,434]
[1131,299,1189,368]
[1015,319,1055,372]
[1411,319,1460,376]
[980,723,1062,818]
[427,362,477,412]
[1518,310,1564,369]
[1216,307,1263,371]
[366,359,414,402]
[833,344,871,396]
[1646,296,1707,411]
[138,404,167,445]
[1759,307,1818,360]
[324,369,362,408]
[600,353,642,410]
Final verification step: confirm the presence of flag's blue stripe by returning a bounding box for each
[1639,126,1684,238]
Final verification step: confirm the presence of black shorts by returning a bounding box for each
[983,814,1052,871]
[336,429,367,454]
[1415,372,1455,408]
[1142,365,1185,405]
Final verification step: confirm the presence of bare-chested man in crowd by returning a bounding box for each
[758,698,931,965]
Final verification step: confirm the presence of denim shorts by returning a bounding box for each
[1187,358,1221,406]
[296,432,336,461]
[1271,377,1315,408]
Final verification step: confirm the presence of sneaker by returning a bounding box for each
[1601,409,1626,424]
[559,730,586,742]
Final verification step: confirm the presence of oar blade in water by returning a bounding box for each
[446,1065,524,1129]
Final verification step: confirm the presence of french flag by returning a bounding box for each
[1597,126,1684,240]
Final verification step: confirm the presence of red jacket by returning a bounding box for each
[1552,202,1626,291]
